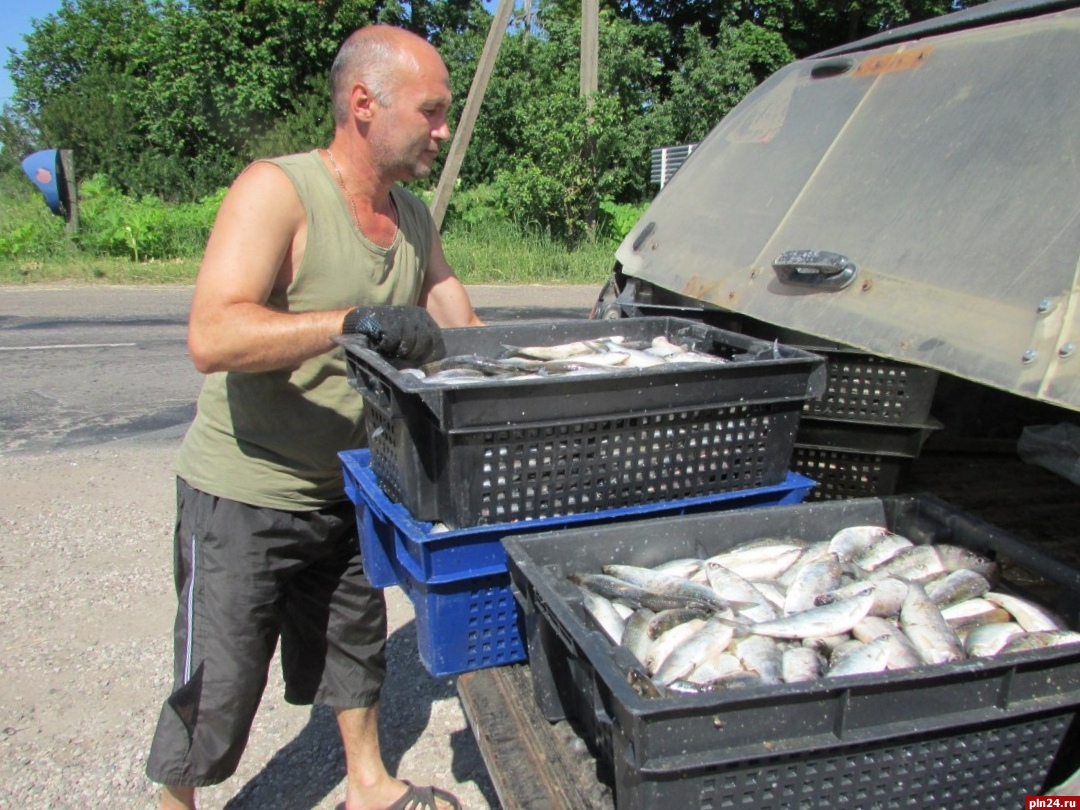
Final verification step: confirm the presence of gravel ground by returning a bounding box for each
[0,433,499,810]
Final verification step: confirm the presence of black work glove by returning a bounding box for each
[342,305,446,364]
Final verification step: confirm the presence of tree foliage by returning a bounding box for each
[2,0,988,242]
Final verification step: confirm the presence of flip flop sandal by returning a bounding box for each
[385,780,462,810]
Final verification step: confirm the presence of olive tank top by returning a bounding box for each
[175,150,433,510]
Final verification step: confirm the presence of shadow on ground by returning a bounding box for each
[222,620,498,809]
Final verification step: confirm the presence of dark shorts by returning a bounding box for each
[145,478,387,787]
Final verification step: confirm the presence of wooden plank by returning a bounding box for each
[457,665,614,810]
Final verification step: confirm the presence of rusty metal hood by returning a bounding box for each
[615,0,1080,412]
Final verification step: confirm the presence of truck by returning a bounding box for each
[456,0,1080,806]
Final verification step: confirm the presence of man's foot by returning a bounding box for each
[343,778,461,810]
[160,785,196,810]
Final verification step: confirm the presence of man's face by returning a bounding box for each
[370,51,452,182]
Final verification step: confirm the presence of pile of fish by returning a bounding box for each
[401,334,744,384]
[568,525,1080,697]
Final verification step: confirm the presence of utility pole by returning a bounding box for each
[429,0,514,231]
[580,0,598,104]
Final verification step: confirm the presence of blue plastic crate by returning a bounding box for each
[340,449,816,588]
[398,565,527,678]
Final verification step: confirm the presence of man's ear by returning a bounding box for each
[350,82,377,122]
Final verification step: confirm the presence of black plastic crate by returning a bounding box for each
[339,317,826,528]
[504,495,1080,810]
[735,322,940,426]
[792,416,941,501]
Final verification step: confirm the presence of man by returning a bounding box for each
[145,25,480,810]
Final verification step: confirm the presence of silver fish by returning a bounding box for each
[899,582,964,665]
[622,608,656,665]
[646,608,712,639]
[983,591,1064,632]
[782,646,826,683]
[827,525,895,563]
[935,544,998,581]
[999,630,1080,654]
[731,634,784,684]
[853,616,922,669]
[924,569,991,608]
[578,586,625,644]
[706,545,804,582]
[646,618,707,675]
[783,552,843,616]
[867,545,946,583]
[652,558,705,580]
[828,636,892,677]
[852,533,915,571]
[653,618,737,686]
[502,340,606,360]
[683,652,745,685]
[705,563,776,616]
[939,597,1012,630]
[751,594,875,640]
[963,621,1025,657]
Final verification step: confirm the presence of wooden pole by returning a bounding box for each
[59,149,79,234]
[429,0,514,232]
[580,0,598,104]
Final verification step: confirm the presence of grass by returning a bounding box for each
[0,223,616,287]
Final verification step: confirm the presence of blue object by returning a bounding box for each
[20,149,65,215]
[340,448,816,678]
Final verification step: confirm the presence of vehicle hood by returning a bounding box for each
[615,0,1080,411]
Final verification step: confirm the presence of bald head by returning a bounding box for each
[330,26,440,125]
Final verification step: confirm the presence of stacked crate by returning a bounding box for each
[337,317,826,676]
[736,323,941,500]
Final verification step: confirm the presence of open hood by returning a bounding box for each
[615,0,1080,412]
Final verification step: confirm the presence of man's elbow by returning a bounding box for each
[187,331,225,374]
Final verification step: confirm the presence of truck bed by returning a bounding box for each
[457,380,1080,809]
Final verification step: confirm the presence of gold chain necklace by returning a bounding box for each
[324,148,398,244]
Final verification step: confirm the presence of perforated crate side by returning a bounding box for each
[610,709,1074,810]
[399,568,527,678]
[791,445,906,501]
[806,352,939,425]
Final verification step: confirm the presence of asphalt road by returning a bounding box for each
[0,283,599,810]
[0,284,599,455]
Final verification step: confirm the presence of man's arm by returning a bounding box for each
[187,162,349,374]
[418,223,485,328]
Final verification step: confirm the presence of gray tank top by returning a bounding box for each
[175,150,433,509]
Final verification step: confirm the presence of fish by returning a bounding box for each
[852,616,923,669]
[827,525,896,563]
[602,564,746,612]
[706,543,805,582]
[963,622,1026,657]
[731,634,784,684]
[577,586,625,644]
[924,569,991,608]
[751,594,875,640]
[782,646,827,683]
[867,545,946,583]
[852,533,915,571]
[783,552,843,616]
[622,608,656,664]
[646,618,708,675]
[567,522,1075,700]
[999,630,1080,654]
[653,618,737,686]
[899,582,964,665]
[501,340,606,360]
[827,635,892,677]
[983,591,1064,632]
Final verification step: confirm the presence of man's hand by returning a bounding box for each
[343,305,446,364]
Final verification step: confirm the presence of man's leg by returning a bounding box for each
[159,785,196,810]
[335,705,457,810]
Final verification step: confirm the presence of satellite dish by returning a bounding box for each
[21,149,67,216]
